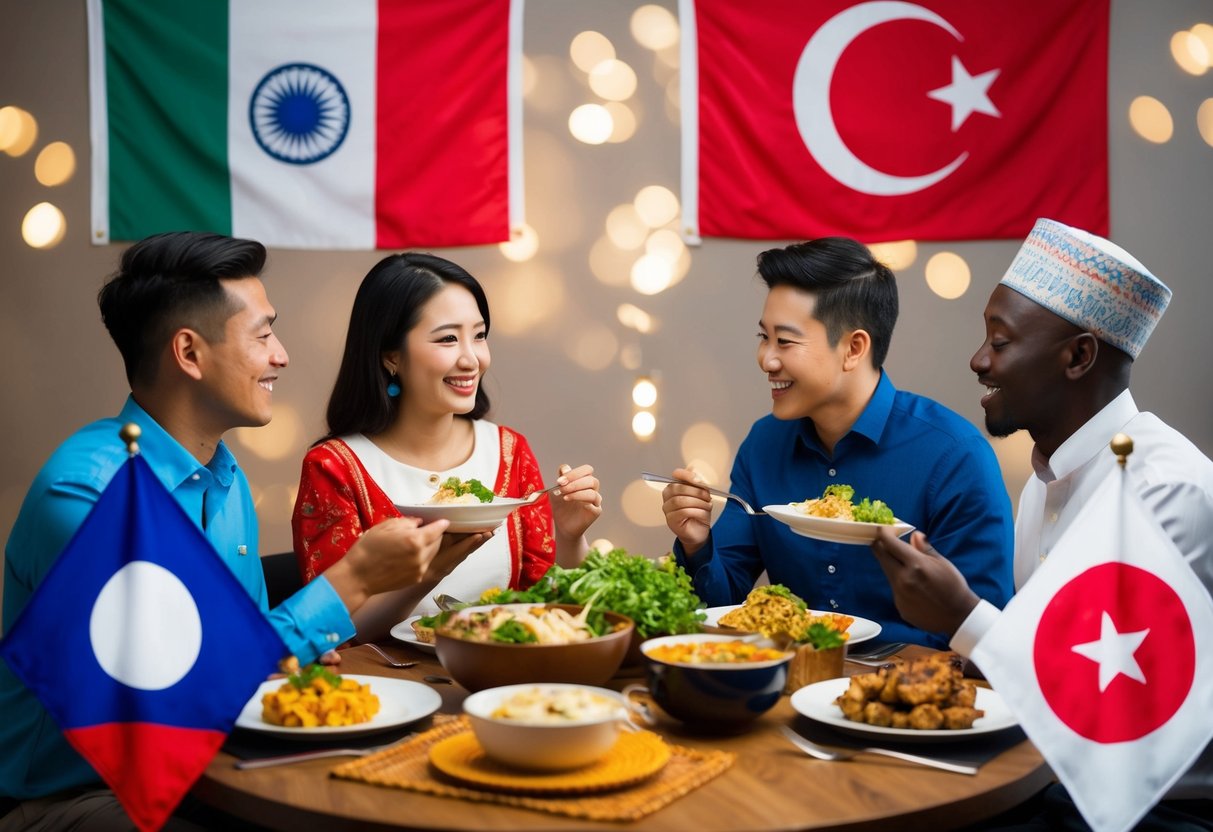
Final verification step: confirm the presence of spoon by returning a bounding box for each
[365,643,417,669]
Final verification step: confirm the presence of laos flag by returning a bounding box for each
[0,454,286,831]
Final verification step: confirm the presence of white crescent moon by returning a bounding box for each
[793,1,967,196]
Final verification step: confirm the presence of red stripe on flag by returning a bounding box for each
[376,0,512,248]
[64,722,227,832]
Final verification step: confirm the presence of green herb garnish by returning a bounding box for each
[798,622,847,650]
[490,619,539,643]
[851,498,894,525]
[287,662,342,690]
[439,476,494,503]
[822,484,855,502]
[755,584,808,611]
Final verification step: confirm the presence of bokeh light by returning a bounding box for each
[1192,24,1213,65]
[680,421,732,484]
[589,235,634,286]
[589,538,616,554]
[569,103,613,144]
[631,411,657,440]
[34,141,76,186]
[868,240,918,271]
[491,264,566,335]
[0,106,38,157]
[620,478,666,527]
[570,31,615,73]
[588,59,638,101]
[924,252,971,299]
[645,228,685,261]
[521,55,538,97]
[617,303,656,333]
[498,223,539,262]
[566,322,619,371]
[233,404,304,461]
[1198,99,1213,148]
[606,204,649,249]
[631,5,680,51]
[1171,30,1209,75]
[22,202,66,249]
[631,253,675,295]
[632,377,658,407]
[619,343,644,370]
[634,185,679,227]
[1128,96,1174,144]
[604,101,638,143]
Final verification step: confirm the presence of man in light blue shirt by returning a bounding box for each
[662,238,1014,648]
[0,232,470,829]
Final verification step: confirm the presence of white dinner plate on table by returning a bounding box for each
[700,605,882,646]
[390,615,438,655]
[235,674,441,739]
[763,504,914,544]
[394,497,533,533]
[789,678,1017,742]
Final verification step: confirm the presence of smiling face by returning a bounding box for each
[757,285,851,422]
[197,277,288,430]
[971,285,1081,440]
[397,283,490,419]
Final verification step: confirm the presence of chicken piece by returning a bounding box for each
[878,668,902,704]
[890,711,912,729]
[852,670,887,696]
[941,706,984,730]
[906,703,944,730]
[863,701,895,727]
[947,681,977,709]
[840,676,874,704]
[836,695,867,722]
[896,654,959,706]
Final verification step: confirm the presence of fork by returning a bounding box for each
[365,643,417,669]
[235,739,404,770]
[846,642,907,666]
[640,473,767,516]
[778,726,978,775]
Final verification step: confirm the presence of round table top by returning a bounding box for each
[195,642,1050,832]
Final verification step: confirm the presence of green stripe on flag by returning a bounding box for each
[104,0,231,239]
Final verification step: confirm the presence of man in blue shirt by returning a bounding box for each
[661,237,1014,648]
[0,232,476,829]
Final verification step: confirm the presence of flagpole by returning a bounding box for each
[119,422,141,456]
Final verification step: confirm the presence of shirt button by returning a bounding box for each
[1049,512,1059,523]
[1039,552,1048,562]
[237,545,247,556]
[828,468,837,477]
[191,474,200,481]
[829,599,839,609]
[827,564,836,574]
[326,633,340,643]
[428,474,440,485]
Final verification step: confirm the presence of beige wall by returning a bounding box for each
[3,1,1211,591]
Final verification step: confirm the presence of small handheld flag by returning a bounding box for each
[0,425,286,831]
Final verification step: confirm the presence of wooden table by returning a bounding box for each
[194,643,1051,831]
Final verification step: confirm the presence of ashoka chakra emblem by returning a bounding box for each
[249,63,351,165]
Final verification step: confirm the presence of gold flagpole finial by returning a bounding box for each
[119,423,142,456]
[1110,432,1133,468]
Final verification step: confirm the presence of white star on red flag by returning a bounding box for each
[1070,611,1149,692]
[927,56,1001,131]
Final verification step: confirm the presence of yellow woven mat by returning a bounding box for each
[332,716,735,822]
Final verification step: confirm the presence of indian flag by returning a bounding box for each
[87,0,523,250]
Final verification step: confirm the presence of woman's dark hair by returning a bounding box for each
[756,237,898,369]
[323,252,492,441]
[98,231,267,385]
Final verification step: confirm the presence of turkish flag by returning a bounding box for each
[970,468,1213,832]
[681,0,1109,243]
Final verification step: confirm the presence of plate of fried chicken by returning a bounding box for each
[789,653,1017,741]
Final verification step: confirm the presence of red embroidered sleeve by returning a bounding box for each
[291,439,399,583]
[497,426,555,589]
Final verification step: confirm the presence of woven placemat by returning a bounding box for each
[332,717,735,822]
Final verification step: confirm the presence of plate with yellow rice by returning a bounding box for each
[701,605,882,646]
[236,674,441,738]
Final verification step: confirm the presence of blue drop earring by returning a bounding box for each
[387,370,401,398]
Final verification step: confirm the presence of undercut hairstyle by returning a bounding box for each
[322,252,492,442]
[756,237,899,369]
[98,231,267,386]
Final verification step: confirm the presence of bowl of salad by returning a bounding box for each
[434,603,634,692]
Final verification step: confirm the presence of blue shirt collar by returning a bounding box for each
[118,396,238,490]
[796,370,897,452]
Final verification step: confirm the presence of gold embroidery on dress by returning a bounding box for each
[498,428,516,496]
[327,439,373,510]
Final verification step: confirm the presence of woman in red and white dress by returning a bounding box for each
[292,253,602,641]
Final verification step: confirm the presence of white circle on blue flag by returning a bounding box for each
[88,561,202,690]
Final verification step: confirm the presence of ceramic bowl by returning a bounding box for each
[639,633,792,728]
[435,604,634,692]
[462,683,641,770]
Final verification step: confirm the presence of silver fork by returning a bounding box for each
[365,643,417,669]
[235,739,404,770]
[640,473,767,516]
[778,726,978,775]
[846,642,907,666]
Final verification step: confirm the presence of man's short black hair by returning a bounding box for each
[98,232,267,385]
[756,237,898,369]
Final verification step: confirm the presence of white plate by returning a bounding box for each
[390,615,437,654]
[700,605,882,646]
[394,497,532,533]
[763,504,914,544]
[789,678,1017,742]
[235,674,442,738]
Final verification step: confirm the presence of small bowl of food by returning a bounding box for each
[435,603,634,692]
[463,683,650,770]
[637,633,792,728]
